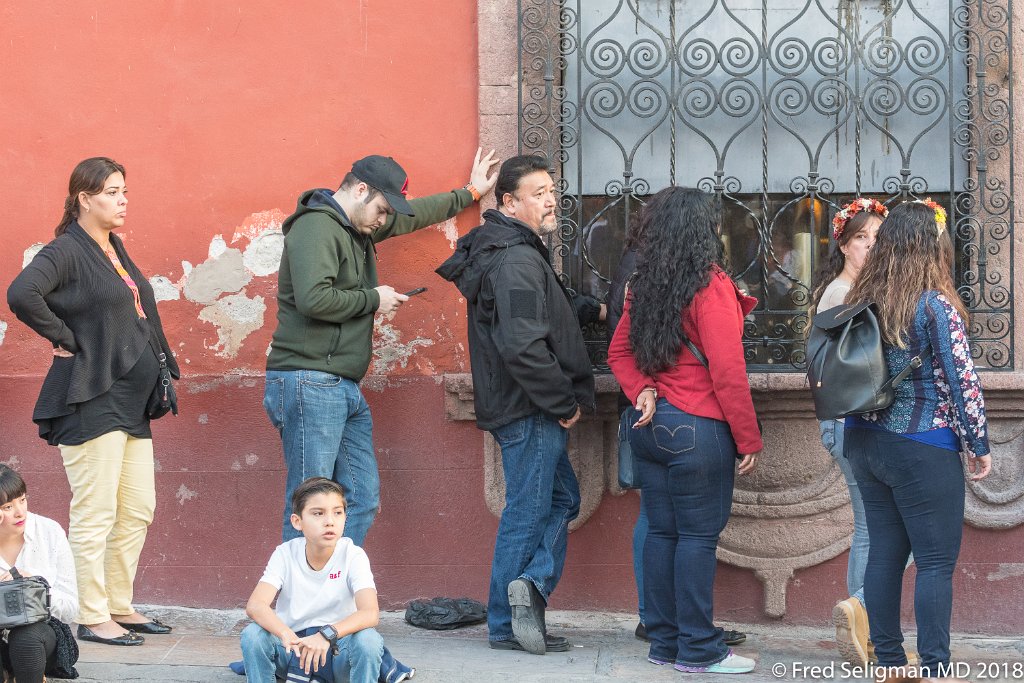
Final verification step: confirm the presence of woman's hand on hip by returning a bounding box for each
[633,389,657,427]
[737,450,760,476]
[967,454,992,481]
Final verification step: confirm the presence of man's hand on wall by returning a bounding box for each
[468,147,500,197]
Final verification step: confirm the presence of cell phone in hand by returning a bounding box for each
[404,287,427,297]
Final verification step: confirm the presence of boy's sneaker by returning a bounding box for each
[382,659,416,683]
[833,597,869,666]
[507,578,546,655]
[674,650,756,674]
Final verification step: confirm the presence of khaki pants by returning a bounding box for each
[59,430,156,624]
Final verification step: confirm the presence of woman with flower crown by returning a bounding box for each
[841,200,991,677]
[808,198,885,666]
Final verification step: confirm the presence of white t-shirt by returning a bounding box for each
[259,537,376,631]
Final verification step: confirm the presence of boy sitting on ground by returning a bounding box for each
[241,477,383,683]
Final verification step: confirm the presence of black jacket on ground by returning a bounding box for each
[7,223,179,438]
[436,209,595,431]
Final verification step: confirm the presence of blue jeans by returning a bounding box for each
[845,427,965,675]
[487,413,581,641]
[820,419,869,602]
[240,623,383,683]
[632,401,735,667]
[633,498,647,623]
[264,370,380,545]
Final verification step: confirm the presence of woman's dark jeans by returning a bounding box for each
[844,427,965,675]
[632,400,736,667]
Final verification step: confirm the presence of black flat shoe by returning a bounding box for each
[77,624,145,646]
[114,616,172,634]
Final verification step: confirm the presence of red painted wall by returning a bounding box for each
[1,2,1020,635]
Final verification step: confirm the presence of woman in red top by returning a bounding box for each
[608,187,761,674]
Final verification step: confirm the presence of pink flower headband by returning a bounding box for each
[832,198,889,241]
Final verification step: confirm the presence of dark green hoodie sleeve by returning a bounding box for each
[373,189,475,243]
[286,216,381,322]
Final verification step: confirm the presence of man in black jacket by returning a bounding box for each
[436,155,595,655]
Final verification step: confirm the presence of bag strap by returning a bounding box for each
[625,271,710,370]
[878,345,929,395]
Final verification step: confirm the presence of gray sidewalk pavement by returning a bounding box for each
[70,606,1024,682]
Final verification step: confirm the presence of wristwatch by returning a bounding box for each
[318,624,339,646]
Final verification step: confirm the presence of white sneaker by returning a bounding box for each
[675,650,756,674]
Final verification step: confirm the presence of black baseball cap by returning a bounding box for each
[350,155,414,216]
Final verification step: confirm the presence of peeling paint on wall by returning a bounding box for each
[183,248,252,304]
[198,290,267,358]
[0,320,7,346]
[175,484,199,506]
[987,563,1024,581]
[243,231,284,277]
[372,319,434,374]
[150,275,181,302]
[22,243,44,269]
[434,216,459,249]
[142,211,286,359]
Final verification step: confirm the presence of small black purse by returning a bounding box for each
[145,330,178,420]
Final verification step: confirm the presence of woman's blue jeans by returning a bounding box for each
[844,426,965,675]
[632,400,735,667]
[820,419,869,602]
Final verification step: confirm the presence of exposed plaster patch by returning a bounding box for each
[434,217,460,249]
[198,413,209,424]
[175,484,199,506]
[243,230,285,277]
[208,235,228,259]
[150,275,181,302]
[22,243,44,269]
[372,320,434,374]
[183,248,252,304]
[1,455,20,468]
[232,209,286,243]
[185,372,261,394]
[987,564,1024,581]
[198,291,266,358]
[0,320,7,346]
[181,261,194,277]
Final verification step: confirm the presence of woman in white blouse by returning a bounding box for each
[0,465,78,683]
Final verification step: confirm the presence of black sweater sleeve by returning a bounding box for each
[7,244,80,353]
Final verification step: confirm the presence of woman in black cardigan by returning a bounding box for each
[7,157,178,646]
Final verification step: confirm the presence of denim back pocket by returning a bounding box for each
[652,411,697,454]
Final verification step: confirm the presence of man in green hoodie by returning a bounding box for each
[265,149,498,548]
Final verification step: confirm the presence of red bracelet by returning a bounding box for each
[464,184,481,202]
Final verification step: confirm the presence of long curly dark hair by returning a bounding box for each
[846,201,966,347]
[628,187,724,375]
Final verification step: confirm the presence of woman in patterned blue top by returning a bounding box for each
[843,200,991,676]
